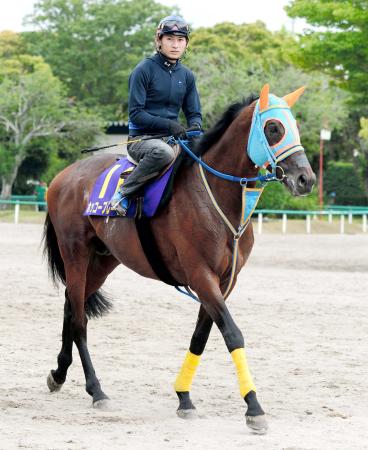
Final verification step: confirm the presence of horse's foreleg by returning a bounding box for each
[47,291,73,392]
[195,274,268,434]
[174,305,213,418]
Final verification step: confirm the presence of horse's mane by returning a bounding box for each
[159,94,259,209]
[194,94,259,157]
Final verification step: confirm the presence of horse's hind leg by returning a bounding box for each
[66,260,110,407]
[47,291,73,392]
[78,253,120,407]
[175,305,213,418]
[58,245,118,407]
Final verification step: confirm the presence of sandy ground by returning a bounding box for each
[1,222,368,450]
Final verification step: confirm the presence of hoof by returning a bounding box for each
[246,414,268,435]
[177,408,198,420]
[47,371,63,392]
[93,398,111,410]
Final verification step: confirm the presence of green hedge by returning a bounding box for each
[324,161,367,206]
[257,181,318,210]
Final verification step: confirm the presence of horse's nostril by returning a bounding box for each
[298,174,307,187]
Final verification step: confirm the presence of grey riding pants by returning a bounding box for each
[121,136,176,198]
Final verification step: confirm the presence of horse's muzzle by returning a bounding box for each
[283,169,316,196]
[278,151,316,196]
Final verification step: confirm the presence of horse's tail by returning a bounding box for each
[42,213,112,319]
[85,290,113,319]
[43,213,65,285]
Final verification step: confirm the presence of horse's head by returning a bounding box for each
[247,84,315,196]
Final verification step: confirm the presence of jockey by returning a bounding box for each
[111,14,202,216]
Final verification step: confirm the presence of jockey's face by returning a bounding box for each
[159,34,187,62]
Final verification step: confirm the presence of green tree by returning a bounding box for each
[187,22,348,172]
[286,0,368,106]
[189,21,297,69]
[24,0,173,118]
[268,66,348,166]
[286,0,368,201]
[0,31,103,198]
[187,22,293,127]
[358,117,368,196]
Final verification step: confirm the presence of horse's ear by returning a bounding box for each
[283,86,306,107]
[259,84,269,110]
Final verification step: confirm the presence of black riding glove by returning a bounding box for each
[168,121,187,139]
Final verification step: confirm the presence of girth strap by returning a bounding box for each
[135,217,180,286]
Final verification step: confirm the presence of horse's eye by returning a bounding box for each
[264,120,285,145]
[270,124,278,133]
[265,120,284,134]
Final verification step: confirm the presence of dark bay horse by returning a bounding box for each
[43,84,315,434]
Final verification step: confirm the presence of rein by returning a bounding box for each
[176,93,305,301]
[178,138,280,184]
[178,137,272,300]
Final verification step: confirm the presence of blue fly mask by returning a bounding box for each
[239,84,307,231]
[247,84,305,171]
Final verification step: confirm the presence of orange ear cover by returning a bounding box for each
[259,84,269,111]
[283,86,306,107]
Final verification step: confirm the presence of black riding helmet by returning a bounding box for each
[156,15,190,40]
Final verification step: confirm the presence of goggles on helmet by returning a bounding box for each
[157,18,190,37]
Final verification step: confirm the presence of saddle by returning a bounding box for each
[84,144,185,286]
[84,144,181,219]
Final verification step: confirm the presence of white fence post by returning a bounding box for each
[363,214,367,233]
[340,215,345,234]
[306,215,311,234]
[282,213,287,234]
[258,213,263,235]
[348,213,353,224]
[14,202,20,224]
[328,213,333,223]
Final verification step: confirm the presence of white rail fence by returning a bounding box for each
[256,209,368,234]
[1,200,368,233]
[0,200,46,224]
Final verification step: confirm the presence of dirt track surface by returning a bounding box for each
[1,223,368,450]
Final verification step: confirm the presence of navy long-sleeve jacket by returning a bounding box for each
[128,53,202,136]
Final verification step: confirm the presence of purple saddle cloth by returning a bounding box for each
[84,157,174,218]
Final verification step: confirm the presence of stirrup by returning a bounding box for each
[111,197,130,216]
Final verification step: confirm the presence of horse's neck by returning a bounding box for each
[198,116,258,228]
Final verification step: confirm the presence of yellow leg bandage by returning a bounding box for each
[174,351,201,392]
[231,348,256,398]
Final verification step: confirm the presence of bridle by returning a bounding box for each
[176,93,306,300]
